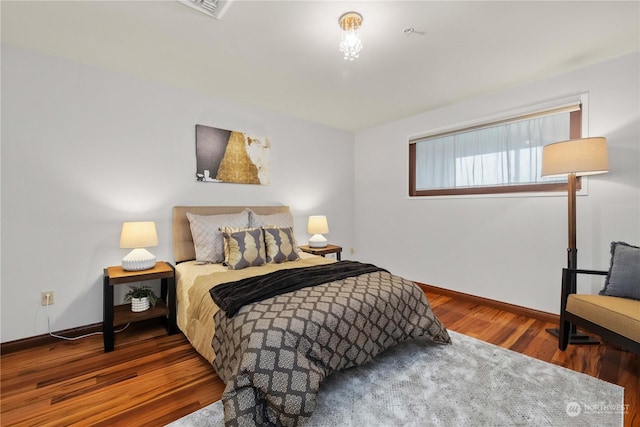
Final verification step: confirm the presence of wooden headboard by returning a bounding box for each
[172,205,291,263]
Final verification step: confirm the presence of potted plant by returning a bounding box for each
[124,285,158,312]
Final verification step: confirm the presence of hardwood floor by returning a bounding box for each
[2,292,638,426]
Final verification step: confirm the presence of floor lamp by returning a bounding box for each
[541,137,609,343]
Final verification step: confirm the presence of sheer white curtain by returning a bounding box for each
[415,113,569,191]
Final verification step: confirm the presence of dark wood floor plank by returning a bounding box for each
[1,291,637,427]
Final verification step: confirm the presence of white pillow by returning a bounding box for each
[186,211,250,263]
[249,210,294,229]
[248,210,299,251]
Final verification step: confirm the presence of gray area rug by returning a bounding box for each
[167,331,624,426]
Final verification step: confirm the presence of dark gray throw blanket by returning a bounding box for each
[211,264,451,426]
[210,261,386,317]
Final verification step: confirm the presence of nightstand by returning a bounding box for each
[299,244,342,261]
[103,261,177,352]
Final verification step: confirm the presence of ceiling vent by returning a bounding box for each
[178,0,234,19]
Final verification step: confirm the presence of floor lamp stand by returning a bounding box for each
[545,173,599,345]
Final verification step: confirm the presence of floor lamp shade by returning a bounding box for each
[541,137,609,178]
[307,215,329,248]
[120,221,159,271]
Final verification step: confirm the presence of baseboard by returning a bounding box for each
[416,282,559,324]
[1,285,559,354]
[1,322,103,355]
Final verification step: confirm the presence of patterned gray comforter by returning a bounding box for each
[212,267,451,426]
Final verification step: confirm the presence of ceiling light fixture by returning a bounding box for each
[178,0,234,20]
[339,12,363,61]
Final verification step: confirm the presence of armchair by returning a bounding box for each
[559,268,640,354]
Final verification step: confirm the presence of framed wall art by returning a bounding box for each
[195,124,270,185]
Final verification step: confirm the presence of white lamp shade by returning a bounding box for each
[541,137,609,178]
[120,221,158,271]
[120,221,159,249]
[307,216,329,234]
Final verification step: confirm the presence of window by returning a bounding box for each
[409,102,583,196]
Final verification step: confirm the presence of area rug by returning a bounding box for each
[167,331,624,426]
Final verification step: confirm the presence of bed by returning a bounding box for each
[172,205,451,426]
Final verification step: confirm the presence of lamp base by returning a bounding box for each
[545,328,600,345]
[122,248,156,271]
[309,234,328,248]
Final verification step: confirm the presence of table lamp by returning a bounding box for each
[307,215,329,248]
[120,221,159,271]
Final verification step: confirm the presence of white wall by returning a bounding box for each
[1,45,355,343]
[3,45,637,343]
[354,52,640,315]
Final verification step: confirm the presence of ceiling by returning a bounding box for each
[2,1,639,132]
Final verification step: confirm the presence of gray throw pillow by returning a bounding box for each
[221,227,266,270]
[599,241,640,300]
[263,227,300,264]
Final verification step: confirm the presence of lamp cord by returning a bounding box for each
[45,294,130,341]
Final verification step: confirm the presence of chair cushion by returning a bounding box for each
[566,294,640,343]
[599,241,640,300]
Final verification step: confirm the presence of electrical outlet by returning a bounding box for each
[41,291,54,306]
